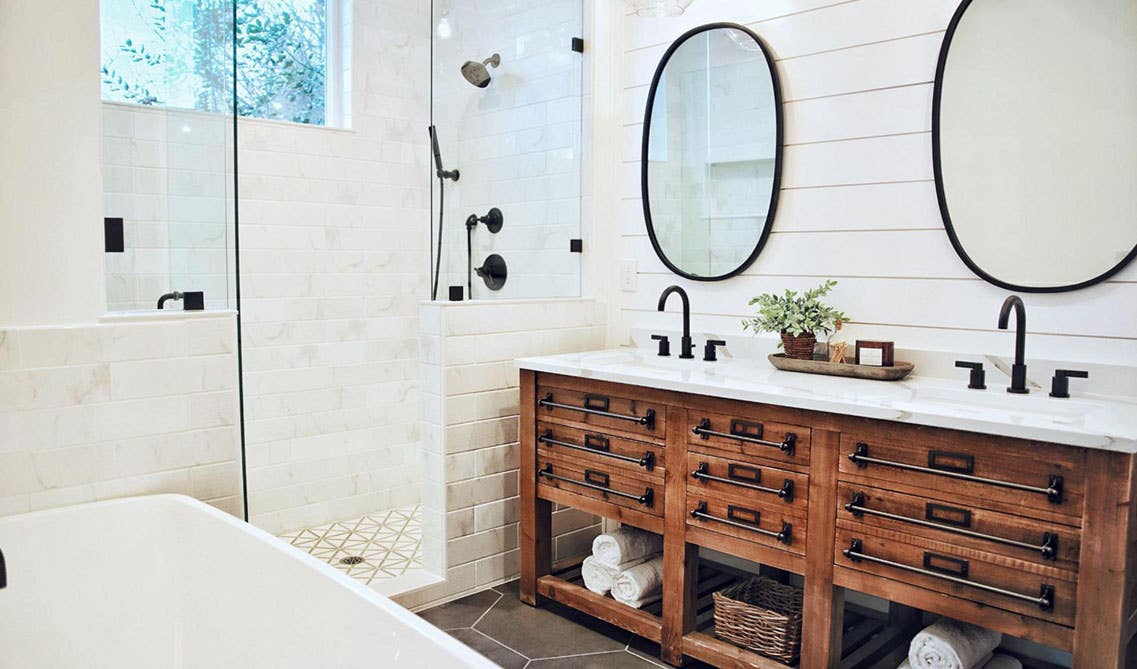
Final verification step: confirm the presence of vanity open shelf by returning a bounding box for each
[518,358,1137,668]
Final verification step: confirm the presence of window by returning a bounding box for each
[100,0,346,126]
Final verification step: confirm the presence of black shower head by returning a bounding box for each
[461,53,501,88]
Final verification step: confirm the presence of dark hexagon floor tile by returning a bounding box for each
[474,591,631,659]
[447,628,528,669]
[418,589,502,630]
[527,650,664,668]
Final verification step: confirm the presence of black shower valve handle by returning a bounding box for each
[651,334,670,357]
[955,360,987,390]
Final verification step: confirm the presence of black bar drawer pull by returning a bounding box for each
[692,418,796,455]
[844,492,1059,560]
[539,430,655,470]
[538,463,654,507]
[540,393,656,430]
[843,539,1054,610]
[848,443,1064,504]
[690,501,792,544]
[691,462,794,502]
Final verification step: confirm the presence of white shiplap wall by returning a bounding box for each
[609,0,1137,365]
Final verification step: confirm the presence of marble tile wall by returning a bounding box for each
[0,315,243,518]
[400,297,606,610]
[239,0,433,535]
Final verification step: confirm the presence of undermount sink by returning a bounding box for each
[910,385,1099,423]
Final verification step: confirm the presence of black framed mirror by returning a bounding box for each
[641,22,783,281]
[934,0,1137,292]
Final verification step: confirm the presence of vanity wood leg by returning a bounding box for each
[802,429,844,669]
[662,406,696,665]
[1072,451,1136,669]
[519,369,551,606]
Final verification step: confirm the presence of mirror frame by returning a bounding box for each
[641,22,784,282]
[932,0,1137,293]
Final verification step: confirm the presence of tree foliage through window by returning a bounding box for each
[101,0,328,125]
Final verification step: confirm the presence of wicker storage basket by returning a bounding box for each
[780,332,817,360]
[712,577,804,664]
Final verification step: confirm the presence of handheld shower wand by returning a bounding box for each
[428,125,459,300]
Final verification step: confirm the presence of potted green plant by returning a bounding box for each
[742,280,849,360]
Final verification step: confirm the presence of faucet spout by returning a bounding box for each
[997,295,1029,393]
[657,285,694,359]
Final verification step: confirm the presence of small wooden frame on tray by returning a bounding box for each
[768,353,914,381]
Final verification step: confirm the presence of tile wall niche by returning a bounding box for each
[609,0,1137,366]
[401,297,606,610]
[0,315,242,518]
[239,0,432,535]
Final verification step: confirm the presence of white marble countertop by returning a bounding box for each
[517,348,1137,453]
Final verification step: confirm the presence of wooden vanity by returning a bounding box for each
[518,369,1137,668]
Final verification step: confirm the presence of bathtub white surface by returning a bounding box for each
[0,495,494,669]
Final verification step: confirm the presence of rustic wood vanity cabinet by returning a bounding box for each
[519,369,1137,668]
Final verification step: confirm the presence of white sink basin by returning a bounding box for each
[911,386,1099,423]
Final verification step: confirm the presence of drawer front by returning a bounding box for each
[835,526,1076,627]
[687,492,805,555]
[836,483,1080,571]
[537,453,662,517]
[838,425,1085,521]
[687,452,808,515]
[537,384,664,441]
[538,422,665,479]
[687,409,811,470]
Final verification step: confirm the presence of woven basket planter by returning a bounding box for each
[712,577,804,664]
[780,332,817,360]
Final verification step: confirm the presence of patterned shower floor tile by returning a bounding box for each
[280,505,423,585]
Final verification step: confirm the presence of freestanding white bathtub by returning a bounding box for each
[0,495,493,669]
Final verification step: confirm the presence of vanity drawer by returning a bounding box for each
[537,421,665,479]
[687,452,808,515]
[687,491,804,555]
[836,483,1080,571]
[537,383,664,442]
[687,409,811,471]
[537,453,662,517]
[837,424,1085,522]
[835,526,1076,627]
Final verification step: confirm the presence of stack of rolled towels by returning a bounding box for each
[899,618,1021,669]
[581,526,664,608]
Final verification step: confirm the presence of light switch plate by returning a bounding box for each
[620,260,638,291]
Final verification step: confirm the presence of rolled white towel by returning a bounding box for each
[611,556,664,609]
[592,527,662,567]
[909,619,1002,669]
[982,655,1021,669]
[581,555,653,595]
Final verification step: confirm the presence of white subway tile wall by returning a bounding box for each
[0,316,242,518]
[613,0,1137,365]
[401,298,606,610]
[240,1,432,535]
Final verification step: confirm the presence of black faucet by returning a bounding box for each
[1,546,6,589]
[997,295,1029,394]
[657,285,694,359]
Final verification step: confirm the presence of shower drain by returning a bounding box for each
[339,555,365,565]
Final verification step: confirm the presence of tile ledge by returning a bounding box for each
[99,309,237,324]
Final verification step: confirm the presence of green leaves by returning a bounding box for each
[742,280,849,340]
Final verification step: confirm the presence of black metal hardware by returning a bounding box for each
[924,551,969,578]
[928,450,974,475]
[0,546,5,589]
[572,37,584,53]
[998,295,1029,394]
[448,285,464,302]
[584,394,610,412]
[1050,369,1089,398]
[540,393,656,430]
[728,463,761,484]
[843,539,1054,610]
[693,418,796,456]
[845,492,1060,560]
[954,360,987,389]
[849,443,1063,504]
[475,254,508,291]
[569,238,583,253]
[731,419,763,441]
[703,339,726,362]
[727,505,761,526]
[539,463,654,507]
[651,334,671,357]
[658,285,694,358]
[104,217,124,253]
[690,502,792,544]
[539,430,655,470]
[584,469,609,487]
[691,462,794,502]
[183,291,204,311]
[925,502,972,529]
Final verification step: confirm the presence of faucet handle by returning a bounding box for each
[955,360,987,390]
[703,339,727,362]
[1050,369,1088,398]
[650,334,670,357]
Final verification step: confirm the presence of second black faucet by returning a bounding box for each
[657,285,694,359]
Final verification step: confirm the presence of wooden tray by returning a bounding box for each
[768,354,914,381]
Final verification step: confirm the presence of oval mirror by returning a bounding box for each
[935,0,1137,292]
[642,23,782,281]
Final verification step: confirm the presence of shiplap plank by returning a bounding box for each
[779,33,943,101]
